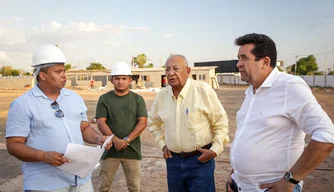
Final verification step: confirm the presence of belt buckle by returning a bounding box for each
[178,152,189,158]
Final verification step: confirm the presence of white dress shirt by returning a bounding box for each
[230,68,334,191]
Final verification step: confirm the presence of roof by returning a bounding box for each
[67,66,218,74]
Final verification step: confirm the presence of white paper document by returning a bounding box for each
[58,135,113,178]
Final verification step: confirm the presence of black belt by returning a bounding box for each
[171,143,212,158]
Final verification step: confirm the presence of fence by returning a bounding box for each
[1,75,334,88]
[217,74,334,87]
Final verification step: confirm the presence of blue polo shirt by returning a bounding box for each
[6,85,91,190]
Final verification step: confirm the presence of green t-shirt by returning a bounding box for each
[95,91,147,160]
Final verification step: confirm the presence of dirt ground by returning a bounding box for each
[0,86,333,191]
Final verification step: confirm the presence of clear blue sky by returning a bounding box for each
[0,0,334,72]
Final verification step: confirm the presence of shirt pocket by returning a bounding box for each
[187,111,201,129]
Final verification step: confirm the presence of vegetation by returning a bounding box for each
[144,63,154,68]
[276,66,283,72]
[65,64,72,71]
[86,62,106,70]
[328,71,334,75]
[290,55,318,75]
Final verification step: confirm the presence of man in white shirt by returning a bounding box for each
[227,33,334,192]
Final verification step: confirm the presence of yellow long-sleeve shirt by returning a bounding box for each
[148,78,229,155]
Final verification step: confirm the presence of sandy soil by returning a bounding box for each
[0,86,333,191]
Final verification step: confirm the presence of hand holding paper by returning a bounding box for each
[58,135,114,178]
[99,135,113,150]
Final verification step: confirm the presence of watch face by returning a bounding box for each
[284,172,291,180]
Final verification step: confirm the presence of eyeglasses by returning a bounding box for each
[51,101,64,118]
[165,66,187,73]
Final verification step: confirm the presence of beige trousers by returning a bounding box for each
[98,158,141,192]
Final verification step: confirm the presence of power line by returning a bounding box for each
[296,49,334,57]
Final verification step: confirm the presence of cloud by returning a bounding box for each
[52,21,62,29]
[13,16,23,21]
[0,20,147,47]
[105,40,121,46]
[0,20,148,70]
[26,21,148,44]
[164,33,172,37]
[0,26,27,46]
[0,51,14,65]
[0,16,27,46]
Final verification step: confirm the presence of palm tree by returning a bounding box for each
[136,54,147,68]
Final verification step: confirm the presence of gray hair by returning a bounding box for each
[166,54,189,67]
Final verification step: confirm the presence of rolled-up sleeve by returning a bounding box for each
[285,80,334,144]
[6,100,31,138]
[208,89,229,155]
[79,96,88,122]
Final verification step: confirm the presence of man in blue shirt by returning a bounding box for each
[6,44,112,191]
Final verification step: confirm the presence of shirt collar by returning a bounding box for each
[32,85,70,100]
[260,67,279,88]
[179,78,191,98]
[169,78,191,99]
[246,67,279,95]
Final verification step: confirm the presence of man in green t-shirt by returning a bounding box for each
[95,61,148,192]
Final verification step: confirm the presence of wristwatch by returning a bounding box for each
[123,136,130,144]
[284,171,300,184]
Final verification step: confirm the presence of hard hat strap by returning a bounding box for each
[33,63,61,77]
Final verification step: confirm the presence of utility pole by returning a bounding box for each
[325,55,328,87]
[294,56,298,75]
[325,55,328,75]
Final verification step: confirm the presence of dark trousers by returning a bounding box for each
[166,153,215,192]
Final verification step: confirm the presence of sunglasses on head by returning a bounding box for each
[51,101,64,118]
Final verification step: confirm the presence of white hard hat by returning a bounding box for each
[32,44,66,67]
[111,61,132,76]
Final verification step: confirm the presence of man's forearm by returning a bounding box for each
[290,140,334,181]
[97,121,113,136]
[7,141,44,162]
[82,125,101,144]
[127,117,147,141]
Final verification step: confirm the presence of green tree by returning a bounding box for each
[11,69,21,76]
[313,71,324,75]
[285,65,293,74]
[86,62,106,70]
[327,71,334,75]
[136,54,147,68]
[144,63,154,68]
[290,55,318,75]
[65,64,72,71]
[24,72,32,76]
[1,66,13,76]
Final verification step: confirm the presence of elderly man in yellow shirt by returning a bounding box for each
[148,54,229,192]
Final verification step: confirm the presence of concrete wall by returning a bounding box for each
[217,75,248,85]
[0,76,33,88]
[218,74,334,87]
[133,71,164,88]
[299,75,334,87]
[190,70,213,85]
[0,68,223,89]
